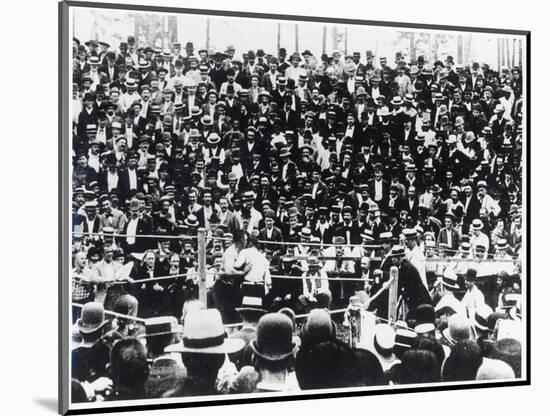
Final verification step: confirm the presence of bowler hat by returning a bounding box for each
[250,313,298,361]
[77,302,108,334]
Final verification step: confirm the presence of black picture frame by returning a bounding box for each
[59,1,531,414]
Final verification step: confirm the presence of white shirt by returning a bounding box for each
[128,168,137,190]
[96,126,107,144]
[461,285,485,319]
[126,217,139,245]
[107,171,119,192]
[302,270,330,298]
[88,153,100,173]
[407,245,427,288]
[234,247,271,288]
[374,179,383,202]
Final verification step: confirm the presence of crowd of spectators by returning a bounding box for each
[70,35,524,402]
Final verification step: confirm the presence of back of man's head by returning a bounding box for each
[110,337,149,394]
[295,339,358,390]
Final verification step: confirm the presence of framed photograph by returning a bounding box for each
[59,1,530,414]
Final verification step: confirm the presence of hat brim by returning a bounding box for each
[164,337,245,354]
[235,307,269,314]
[414,323,435,334]
[442,281,460,290]
[249,340,299,361]
[77,319,109,334]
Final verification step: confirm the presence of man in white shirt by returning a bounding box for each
[477,181,501,217]
[403,228,427,288]
[300,256,331,310]
[104,153,119,192]
[470,219,490,258]
[461,268,485,319]
[285,53,307,84]
[233,231,271,294]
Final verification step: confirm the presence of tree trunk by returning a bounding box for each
[344,28,348,56]
[457,35,463,65]
[295,24,299,53]
[506,38,511,68]
[497,39,501,72]
[206,18,210,50]
[409,32,416,62]
[464,34,472,65]
[322,26,327,54]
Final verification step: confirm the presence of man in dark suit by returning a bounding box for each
[77,92,99,138]
[122,199,154,253]
[118,152,143,202]
[240,126,265,168]
[462,181,481,232]
[437,212,461,250]
[79,201,103,235]
[334,205,361,245]
[402,185,420,222]
[258,209,284,255]
[278,97,300,131]
[391,246,431,312]
[261,57,282,91]
[312,207,334,245]
[368,163,390,207]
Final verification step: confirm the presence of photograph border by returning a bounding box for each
[58,1,531,414]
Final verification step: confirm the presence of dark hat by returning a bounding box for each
[250,313,298,361]
[414,304,435,334]
[235,285,268,315]
[77,302,108,334]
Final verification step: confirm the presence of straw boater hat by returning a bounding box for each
[472,218,484,231]
[140,316,183,338]
[402,228,418,240]
[387,245,406,257]
[474,303,494,332]
[165,309,244,354]
[442,268,460,290]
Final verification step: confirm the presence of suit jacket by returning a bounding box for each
[122,217,155,253]
[398,260,432,311]
[334,221,361,244]
[118,168,143,201]
[79,215,103,234]
[260,71,281,91]
[312,222,334,245]
[401,197,420,221]
[367,178,390,205]
[437,228,461,251]
[258,227,284,253]
[462,195,481,230]
[219,210,241,235]
[278,109,300,131]
[99,209,127,232]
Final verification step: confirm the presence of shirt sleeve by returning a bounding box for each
[233,250,247,271]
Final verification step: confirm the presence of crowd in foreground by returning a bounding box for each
[70,36,524,402]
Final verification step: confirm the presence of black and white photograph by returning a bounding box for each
[59,1,529,413]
